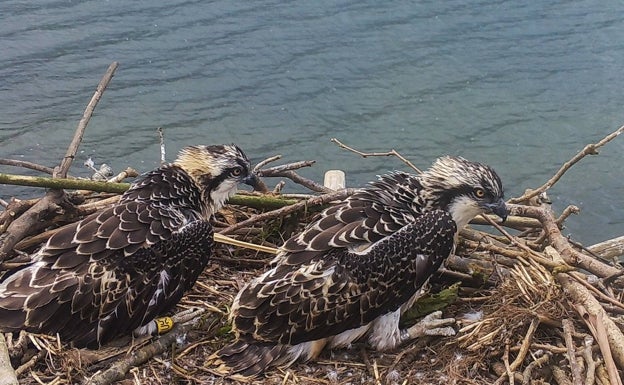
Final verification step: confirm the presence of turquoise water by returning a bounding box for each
[1,0,623,245]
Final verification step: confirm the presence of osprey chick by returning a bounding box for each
[210,156,507,378]
[0,144,258,348]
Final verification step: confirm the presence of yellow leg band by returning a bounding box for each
[155,317,174,334]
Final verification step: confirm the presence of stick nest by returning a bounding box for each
[3,124,624,384]
[2,191,623,385]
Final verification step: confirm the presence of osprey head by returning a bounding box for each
[174,144,259,214]
[420,156,507,229]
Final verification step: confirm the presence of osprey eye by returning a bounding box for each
[474,187,485,198]
[231,167,243,177]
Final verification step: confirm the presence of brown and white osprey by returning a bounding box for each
[210,156,507,378]
[0,144,258,348]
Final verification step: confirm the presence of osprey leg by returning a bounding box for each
[399,311,456,343]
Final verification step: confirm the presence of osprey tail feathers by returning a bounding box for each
[208,339,326,379]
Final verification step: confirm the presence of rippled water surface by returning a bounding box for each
[1,0,623,244]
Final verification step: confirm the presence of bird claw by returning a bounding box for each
[401,310,456,342]
[171,307,205,325]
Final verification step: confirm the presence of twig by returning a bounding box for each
[220,189,354,235]
[255,160,327,192]
[253,155,283,172]
[577,304,624,385]
[0,159,55,175]
[510,125,624,204]
[265,170,332,193]
[330,138,422,173]
[157,127,166,165]
[568,271,624,311]
[504,340,515,385]
[0,198,37,234]
[521,353,550,385]
[510,318,539,371]
[469,214,541,229]
[551,365,573,385]
[106,167,139,184]
[482,214,563,268]
[562,319,583,385]
[257,160,316,174]
[583,335,596,385]
[556,205,581,227]
[214,233,277,255]
[272,180,286,194]
[57,62,119,178]
[0,189,64,261]
[0,334,18,385]
[14,350,46,377]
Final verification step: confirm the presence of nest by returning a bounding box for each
[1,66,623,385]
[2,184,624,385]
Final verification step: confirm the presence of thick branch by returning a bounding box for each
[84,318,208,385]
[587,235,624,261]
[558,274,624,375]
[0,189,64,261]
[228,193,298,210]
[509,204,621,279]
[0,173,131,194]
[0,334,17,385]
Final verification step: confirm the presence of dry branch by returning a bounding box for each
[0,63,120,261]
[0,334,18,385]
[219,189,354,235]
[558,274,624,379]
[85,319,207,385]
[0,189,64,261]
[510,125,624,204]
[588,235,624,261]
[0,159,55,175]
[331,137,422,173]
[562,319,583,385]
[57,62,119,178]
[510,204,622,279]
[2,120,624,383]
[0,173,131,194]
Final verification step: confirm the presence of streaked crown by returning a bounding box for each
[420,156,503,197]
[175,144,250,181]
[419,156,506,228]
[174,144,255,214]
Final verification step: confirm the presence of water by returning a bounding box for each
[0,0,623,245]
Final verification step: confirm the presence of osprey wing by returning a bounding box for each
[233,210,456,345]
[0,166,211,347]
[279,172,422,265]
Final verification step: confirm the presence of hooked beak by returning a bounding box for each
[243,173,262,191]
[485,198,508,222]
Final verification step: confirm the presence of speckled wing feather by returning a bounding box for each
[0,165,214,347]
[232,209,456,346]
[278,172,424,265]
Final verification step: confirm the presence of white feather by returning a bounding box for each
[368,309,402,351]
